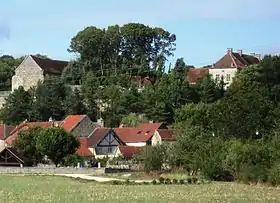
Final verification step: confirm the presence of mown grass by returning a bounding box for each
[1,175,280,202]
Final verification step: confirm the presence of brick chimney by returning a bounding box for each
[149,120,153,123]
[119,124,124,128]
[227,48,233,54]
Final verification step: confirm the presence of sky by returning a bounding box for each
[0,0,280,67]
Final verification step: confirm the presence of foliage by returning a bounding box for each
[36,127,80,166]
[30,78,68,121]
[140,145,168,173]
[121,113,148,127]
[61,154,84,167]
[0,86,32,124]
[64,87,86,115]
[13,127,44,166]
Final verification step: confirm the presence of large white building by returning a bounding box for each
[187,48,261,88]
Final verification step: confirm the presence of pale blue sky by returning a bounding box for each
[0,0,280,66]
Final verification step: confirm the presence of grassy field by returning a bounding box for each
[1,175,280,203]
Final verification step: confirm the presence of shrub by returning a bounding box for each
[142,145,167,173]
[112,180,122,185]
[192,177,198,184]
[164,178,171,184]
[268,162,280,186]
[152,179,157,185]
[172,179,178,184]
[159,177,165,184]
[179,179,185,184]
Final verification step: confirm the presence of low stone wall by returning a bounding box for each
[0,167,105,175]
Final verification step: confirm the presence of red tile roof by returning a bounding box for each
[76,138,93,157]
[60,115,86,132]
[118,146,143,159]
[114,122,163,143]
[88,128,111,146]
[186,68,209,84]
[213,50,260,69]
[157,129,175,141]
[5,121,56,145]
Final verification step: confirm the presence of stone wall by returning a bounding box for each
[72,116,97,138]
[0,166,105,174]
[12,56,44,92]
[0,91,11,108]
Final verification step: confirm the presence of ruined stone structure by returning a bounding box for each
[0,55,69,108]
[12,55,68,92]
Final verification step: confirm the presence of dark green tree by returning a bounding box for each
[64,87,86,115]
[36,127,80,166]
[13,126,44,166]
[0,86,32,124]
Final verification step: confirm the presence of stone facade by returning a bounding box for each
[12,56,44,92]
[71,116,98,138]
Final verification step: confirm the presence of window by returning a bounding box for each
[226,74,231,81]
[216,74,220,82]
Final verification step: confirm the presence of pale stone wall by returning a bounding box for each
[12,56,44,92]
[208,68,237,89]
[0,91,11,108]
[151,131,163,146]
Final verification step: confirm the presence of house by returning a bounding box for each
[157,129,175,143]
[114,122,170,147]
[209,48,260,88]
[76,138,93,157]
[87,128,125,159]
[61,115,100,138]
[0,140,24,166]
[186,48,260,87]
[0,124,16,140]
[11,55,68,92]
[5,120,58,145]
[186,68,209,85]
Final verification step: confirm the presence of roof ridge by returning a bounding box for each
[229,52,238,68]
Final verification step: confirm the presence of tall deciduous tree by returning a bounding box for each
[36,127,79,166]
[30,77,67,121]
[13,127,44,166]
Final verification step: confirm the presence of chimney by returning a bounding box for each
[49,117,53,122]
[119,124,124,128]
[97,118,104,128]
[24,119,28,123]
[149,120,153,123]
[227,48,233,54]
[237,49,243,56]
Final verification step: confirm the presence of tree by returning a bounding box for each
[30,77,67,121]
[36,127,80,166]
[121,113,148,127]
[13,127,44,166]
[64,87,86,115]
[69,23,176,77]
[0,55,24,90]
[0,86,32,124]
[195,74,222,103]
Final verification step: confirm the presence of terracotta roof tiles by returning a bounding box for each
[186,68,209,84]
[60,115,86,132]
[76,138,93,157]
[118,146,143,159]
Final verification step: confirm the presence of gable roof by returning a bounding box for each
[5,121,56,145]
[60,115,86,132]
[118,146,143,159]
[213,49,260,69]
[88,128,111,146]
[186,68,209,84]
[114,122,164,143]
[30,55,68,75]
[157,129,175,141]
[0,124,16,140]
[76,138,93,157]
